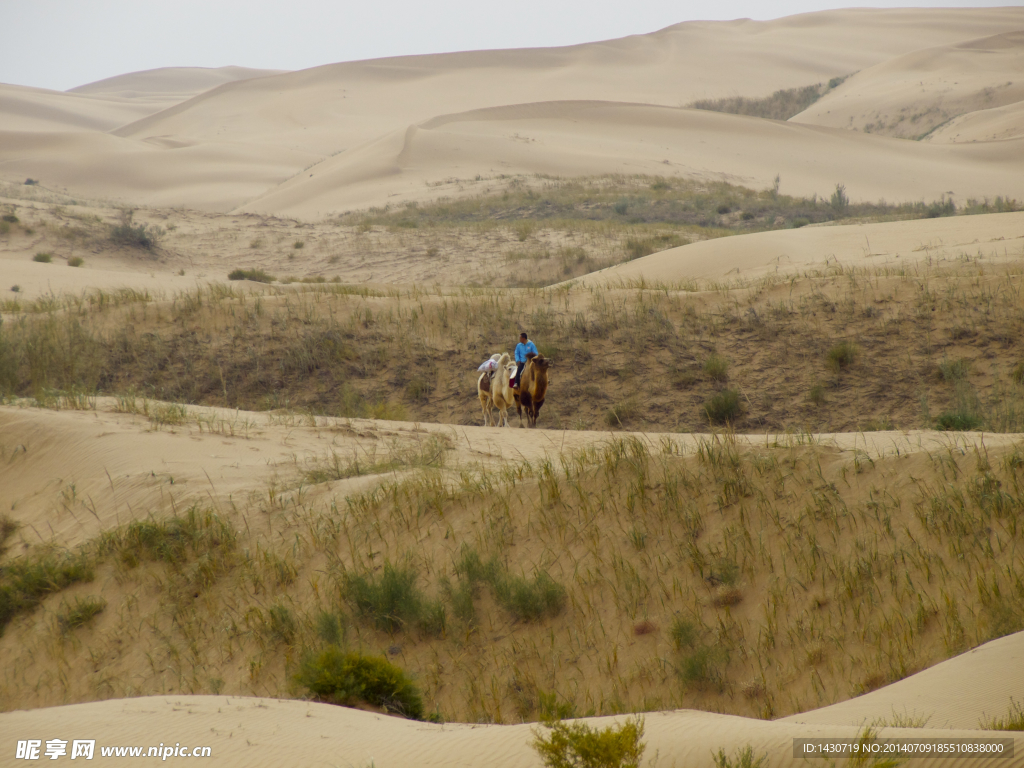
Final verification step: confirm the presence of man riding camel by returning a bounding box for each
[514,331,538,389]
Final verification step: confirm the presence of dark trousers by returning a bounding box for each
[515,362,525,388]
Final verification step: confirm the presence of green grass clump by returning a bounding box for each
[67,257,84,267]
[605,398,640,428]
[704,389,742,425]
[294,647,425,719]
[935,409,983,432]
[345,561,445,635]
[532,716,645,768]
[826,340,858,372]
[100,507,237,572]
[704,354,729,382]
[32,253,52,263]
[56,596,106,634]
[453,547,566,623]
[227,268,276,283]
[0,550,95,634]
[939,357,971,383]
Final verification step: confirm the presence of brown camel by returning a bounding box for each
[516,353,552,428]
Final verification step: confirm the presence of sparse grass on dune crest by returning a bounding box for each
[3,261,1024,433]
[3,434,1024,724]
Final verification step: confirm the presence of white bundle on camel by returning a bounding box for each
[477,353,501,372]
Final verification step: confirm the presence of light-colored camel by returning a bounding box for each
[489,354,517,427]
[516,353,552,428]
[477,353,501,426]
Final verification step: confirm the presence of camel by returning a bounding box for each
[489,354,518,427]
[477,353,501,426]
[516,353,552,428]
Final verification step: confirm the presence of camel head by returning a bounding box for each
[532,355,552,370]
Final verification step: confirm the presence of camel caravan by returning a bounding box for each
[477,334,552,428]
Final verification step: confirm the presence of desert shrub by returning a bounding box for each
[1010,361,1024,385]
[830,183,849,214]
[293,240,304,249]
[532,716,645,768]
[935,409,983,432]
[670,617,698,650]
[345,562,445,635]
[100,507,236,571]
[712,745,768,768]
[0,550,95,634]
[109,209,161,250]
[67,257,84,267]
[808,383,826,405]
[680,644,728,690]
[926,198,956,218]
[56,596,106,634]
[267,603,297,644]
[315,610,347,645]
[690,80,839,120]
[227,268,275,283]
[704,354,729,382]
[2,214,18,224]
[32,253,52,263]
[939,357,970,383]
[493,570,566,622]
[605,398,640,428]
[791,217,810,228]
[704,389,742,424]
[294,647,424,719]
[826,340,857,372]
[981,699,1024,731]
[24,179,38,186]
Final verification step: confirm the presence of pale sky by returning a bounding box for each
[2,0,1020,92]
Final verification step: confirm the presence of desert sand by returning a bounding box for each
[3,7,1024,767]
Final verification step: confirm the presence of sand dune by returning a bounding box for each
[239,100,1024,218]
[792,30,1024,141]
[579,210,1024,287]
[3,632,1021,767]
[0,83,164,133]
[929,98,1024,144]
[68,66,286,99]
[2,8,1023,215]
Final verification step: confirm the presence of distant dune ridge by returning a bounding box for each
[1,7,1023,215]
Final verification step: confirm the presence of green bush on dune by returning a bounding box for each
[294,647,424,720]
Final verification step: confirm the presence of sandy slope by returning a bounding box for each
[68,66,285,99]
[2,630,1021,767]
[238,100,1024,218]
[2,8,1023,214]
[577,211,1024,287]
[792,31,1024,141]
[929,99,1024,144]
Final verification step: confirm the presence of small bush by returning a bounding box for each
[9,285,19,293]
[532,716,645,768]
[109,209,161,250]
[315,610,347,645]
[1,214,18,224]
[228,268,275,283]
[830,183,849,215]
[826,340,857,372]
[294,647,424,719]
[345,562,445,635]
[680,644,727,690]
[67,257,84,267]
[704,354,729,382]
[267,603,297,644]
[704,389,742,425]
[493,570,566,622]
[935,409,983,432]
[24,179,38,186]
[939,357,970,383]
[57,596,106,634]
[791,217,810,228]
[670,617,698,650]
[32,253,53,263]
[712,745,768,768]
[808,383,826,405]
[294,240,304,249]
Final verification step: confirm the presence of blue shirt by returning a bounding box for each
[515,340,538,363]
